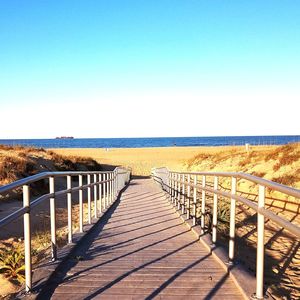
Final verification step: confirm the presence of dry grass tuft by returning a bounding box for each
[278,152,300,166]
[187,153,212,168]
[0,156,38,183]
[251,171,266,178]
[238,157,252,167]
[50,153,101,171]
[0,144,45,153]
[272,174,299,186]
[265,143,299,161]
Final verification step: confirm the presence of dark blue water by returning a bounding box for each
[0,136,299,148]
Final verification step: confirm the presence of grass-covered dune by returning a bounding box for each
[185,144,300,300]
[185,143,300,188]
[0,144,101,200]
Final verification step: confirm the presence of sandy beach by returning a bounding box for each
[50,145,276,176]
[50,146,201,175]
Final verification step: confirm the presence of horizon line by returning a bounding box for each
[1,134,300,140]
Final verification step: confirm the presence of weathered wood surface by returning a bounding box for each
[39,179,243,299]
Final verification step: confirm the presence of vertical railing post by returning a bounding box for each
[201,175,206,234]
[115,170,118,197]
[99,173,102,214]
[115,169,118,196]
[103,173,106,209]
[23,184,32,292]
[107,173,110,205]
[170,173,174,203]
[193,175,197,226]
[110,172,113,204]
[177,173,181,210]
[187,174,191,219]
[108,172,110,204]
[87,174,91,224]
[106,173,109,207]
[49,176,57,260]
[212,176,218,244]
[109,172,112,202]
[173,173,176,204]
[67,175,72,243]
[174,173,178,207]
[229,176,237,262]
[111,172,114,200]
[181,174,185,214]
[79,174,83,233]
[94,174,97,218]
[112,170,116,201]
[255,185,266,299]
[168,171,171,197]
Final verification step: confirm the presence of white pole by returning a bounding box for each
[79,174,83,233]
[114,170,117,198]
[87,174,91,224]
[110,173,113,204]
[106,173,109,206]
[212,176,218,244]
[115,170,118,196]
[98,173,102,213]
[49,176,57,260]
[67,175,72,243]
[171,173,174,203]
[168,171,171,198]
[201,176,206,234]
[23,185,32,292]
[181,174,185,214]
[174,173,178,206]
[103,173,106,209]
[187,174,191,219]
[256,185,266,299]
[94,174,97,218]
[229,177,237,262]
[177,173,181,210]
[193,175,197,226]
[115,171,118,198]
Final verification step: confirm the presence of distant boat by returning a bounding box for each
[55,136,74,139]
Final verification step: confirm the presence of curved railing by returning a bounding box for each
[152,167,300,300]
[0,167,131,292]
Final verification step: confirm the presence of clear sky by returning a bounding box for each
[1,1,299,138]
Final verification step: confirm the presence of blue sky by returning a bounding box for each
[1,1,299,138]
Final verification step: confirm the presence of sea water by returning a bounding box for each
[0,135,299,148]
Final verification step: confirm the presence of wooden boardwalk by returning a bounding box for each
[38,179,243,300]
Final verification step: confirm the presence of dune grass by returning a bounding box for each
[0,145,101,188]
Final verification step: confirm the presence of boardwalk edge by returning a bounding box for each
[163,192,258,300]
[19,182,130,299]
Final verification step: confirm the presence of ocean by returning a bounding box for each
[0,135,299,148]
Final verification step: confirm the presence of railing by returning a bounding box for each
[152,167,300,300]
[0,167,130,292]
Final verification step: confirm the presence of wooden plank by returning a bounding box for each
[37,179,243,299]
[55,288,241,296]
[58,280,238,289]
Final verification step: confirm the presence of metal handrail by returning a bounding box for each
[170,171,300,199]
[0,170,115,194]
[0,167,131,292]
[155,176,300,238]
[152,167,300,300]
